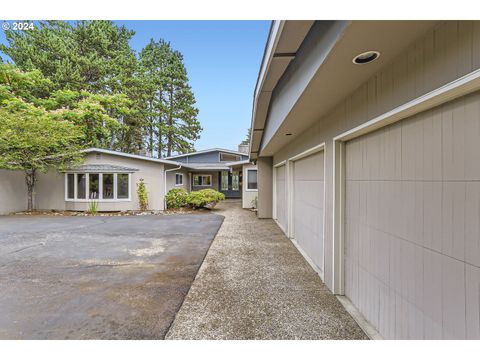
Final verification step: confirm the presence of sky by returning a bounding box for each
[0,20,271,152]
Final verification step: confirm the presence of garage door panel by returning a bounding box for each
[344,92,480,339]
[292,151,324,274]
[294,180,324,211]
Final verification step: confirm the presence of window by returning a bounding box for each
[175,173,183,186]
[193,175,212,186]
[117,174,129,199]
[67,174,75,199]
[246,169,258,190]
[232,171,239,191]
[219,152,241,162]
[65,172,130,201]
[102,174,114,199]
[221,171,229,191]
[77,174,86,199]
[89,174,99,199]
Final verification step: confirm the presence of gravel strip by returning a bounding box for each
[166,200,368,340]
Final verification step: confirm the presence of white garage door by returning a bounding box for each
[275,165,288,233]
[344,92,480,339]
[292,151,325,276]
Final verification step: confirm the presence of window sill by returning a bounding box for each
[65,199,132,202]
[245,188,258,192]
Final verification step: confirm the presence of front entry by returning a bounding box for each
[219,170,241,198]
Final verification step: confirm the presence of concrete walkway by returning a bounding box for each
[166,200,368,340]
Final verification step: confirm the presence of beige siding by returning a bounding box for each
[166,169,189,193]
[344,91,480,339]
[0,170,28,214]
[242,164,258,209]
[271,20,480,292]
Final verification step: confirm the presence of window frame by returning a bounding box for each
[219,152,241,162]
[65,172,132,202]
[175,173,184,186]
[192,174,212,187]
[245,168,258,191]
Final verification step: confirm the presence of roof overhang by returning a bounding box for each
[81,148,181,166]
[250,20,439,159]
[249,20,315,160]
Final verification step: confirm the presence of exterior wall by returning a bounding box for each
[174,151,248,164]
[268,21,480,293]
[35,152,166,212]
[36,170,67,211]
[191,171,219,192]
[0,169,28,214]
[242,163,258,208]
[166,168,189,193]
[257,157,273,218]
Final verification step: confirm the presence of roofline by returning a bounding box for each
[249,21,314,159]
[249,20,286,158]
[81,148,181,166]
[165,148,248,159]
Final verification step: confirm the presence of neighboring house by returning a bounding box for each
[0,146,257,214]
[165,146,258,209]
[250,20,480,339]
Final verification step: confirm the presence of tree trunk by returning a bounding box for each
[25,169,36,212]
[167,86,174,157]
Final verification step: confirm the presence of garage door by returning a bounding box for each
[292,151,325,276]
[344,92,480,339]
[275,164,288,233]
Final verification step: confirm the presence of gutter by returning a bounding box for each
[164,164,182,209]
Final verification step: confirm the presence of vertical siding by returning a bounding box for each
[272,20,480,292]
[344,90,480,339]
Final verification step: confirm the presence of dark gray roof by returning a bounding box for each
[66,164,139,172]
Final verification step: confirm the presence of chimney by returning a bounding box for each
[238,143,249,154]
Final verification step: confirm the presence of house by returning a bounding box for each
[0,146,257,214]
[250,20,480,339]
[165,147,258,209]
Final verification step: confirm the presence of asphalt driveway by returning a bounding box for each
[0,213,223,339]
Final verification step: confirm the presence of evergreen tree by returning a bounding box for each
[139,39,201,158]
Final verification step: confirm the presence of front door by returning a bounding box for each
[219,170,242,198]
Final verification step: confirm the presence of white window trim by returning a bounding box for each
[245,168,258,192]
[192,174,212,187]
[64,172,131,202]
[175,173,184,186]
[218,152,241,162]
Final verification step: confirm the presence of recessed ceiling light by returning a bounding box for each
[352,51,380,65]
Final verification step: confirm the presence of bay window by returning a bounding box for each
[102,174,114,199]
[77,174,86,199]
[89,174,99,199]
[117,174,129,199]
[65,173,131,201]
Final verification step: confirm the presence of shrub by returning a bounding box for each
[166,188,188,209]
[186,189,225,209]
[87,200,98,215]
[136,178,149,211]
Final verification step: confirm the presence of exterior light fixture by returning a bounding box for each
[352,51,380,65]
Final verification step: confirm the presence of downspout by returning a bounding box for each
[164,164,182,210]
